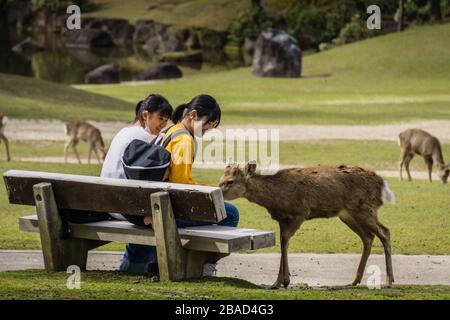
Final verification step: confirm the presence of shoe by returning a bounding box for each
[148,263,159,275]
[203,263,217,276]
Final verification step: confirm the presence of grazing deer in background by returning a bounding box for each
[398,129,449,184]
[219,161,395,289]
[0,113,11,162]
[64,120,107,165]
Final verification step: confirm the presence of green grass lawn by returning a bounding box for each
[5,139,450,172]
[87,0,292,31]
[2,23,450,124]
[1,161,449,255]
[88,0,249,30]
[0,270,449,300]
[0,73,132,121]
[79,23,450,125]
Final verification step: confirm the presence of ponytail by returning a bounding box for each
[171,103,189,124]
[171,95,221,127]
[134,100,145,121]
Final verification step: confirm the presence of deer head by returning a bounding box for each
[437,163,449,184]
[219,160,257,200]
[95,138,108,160]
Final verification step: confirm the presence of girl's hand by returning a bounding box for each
[144,216,153,226]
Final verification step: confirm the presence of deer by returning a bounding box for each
[219,161,395,289]
[0,113,11,162]
[398,129,449,184]
[64,120,107,165]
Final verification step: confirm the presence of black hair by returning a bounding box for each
[134,94,173,123]
[171,94,221,128]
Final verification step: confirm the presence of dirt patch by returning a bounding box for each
[5,119,450,142]
[1,250,449,286]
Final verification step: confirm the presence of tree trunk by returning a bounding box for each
[398,0,404,31]
[429,0,442,22]
[251,0,262,10]
[0,0,9,44]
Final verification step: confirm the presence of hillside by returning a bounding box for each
[82,23,450,125]
[87,0,251,30]
[0,73,132,121]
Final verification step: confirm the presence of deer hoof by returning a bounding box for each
[351,276,362,286]
[270,281,281,290]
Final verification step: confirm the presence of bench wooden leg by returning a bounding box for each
[185,251,207,278]
[151,191,186,281]
[33,183,89,271]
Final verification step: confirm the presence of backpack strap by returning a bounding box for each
[160,127,198,161]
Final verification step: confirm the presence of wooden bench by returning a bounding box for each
[3,170,275,281]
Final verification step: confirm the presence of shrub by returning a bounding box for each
[31,0,96,12]
[227,7,275,45]
[283,0,359,49]
[392,0,450,24]
[332,13,369,46]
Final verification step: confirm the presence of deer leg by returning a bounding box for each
[0,134,11,161]
[399,149,407,181]
[339,212,374,285]
[361,214,394,286]
[93,147,101,164]
[399,160,404,181]
[272,219,302,289]
[424,156,433,183]
[71,140,82,164]
[404,153,414,182]
[64,139,72,163]
[87,147,92,165]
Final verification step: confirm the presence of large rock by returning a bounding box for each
[136,63,183,81]
[252,29,301,78]
[142,33,184,55]
[133,19,168,44]
[84,18,135,46]
[85,64,120,84]
[12,37,44,56]
[133,20,185,55]
[66,29,114,48]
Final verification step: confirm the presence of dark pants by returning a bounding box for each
[119,202,240,273]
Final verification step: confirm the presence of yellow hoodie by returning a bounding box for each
[162,123,215,186]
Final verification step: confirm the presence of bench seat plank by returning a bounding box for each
[19,215,275,253]
[4,170,226,223]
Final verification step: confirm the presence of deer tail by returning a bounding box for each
[382,180,395,204]
[2,116,8,126]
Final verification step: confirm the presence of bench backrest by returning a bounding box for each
[3,170,227,223]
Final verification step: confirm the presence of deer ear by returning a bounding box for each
[244,160,257,176]
[226,157,234,168]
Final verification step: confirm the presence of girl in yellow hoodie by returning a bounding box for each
[120,94,240,274]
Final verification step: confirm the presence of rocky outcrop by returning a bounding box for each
[83,18,135,46]
[252,29,301,78]
[85,64,120,84]
[136,63,183,80]
[133,20,168,44]
[134,19,186,55]
[12,37,44,56]
[66,29,114,48]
